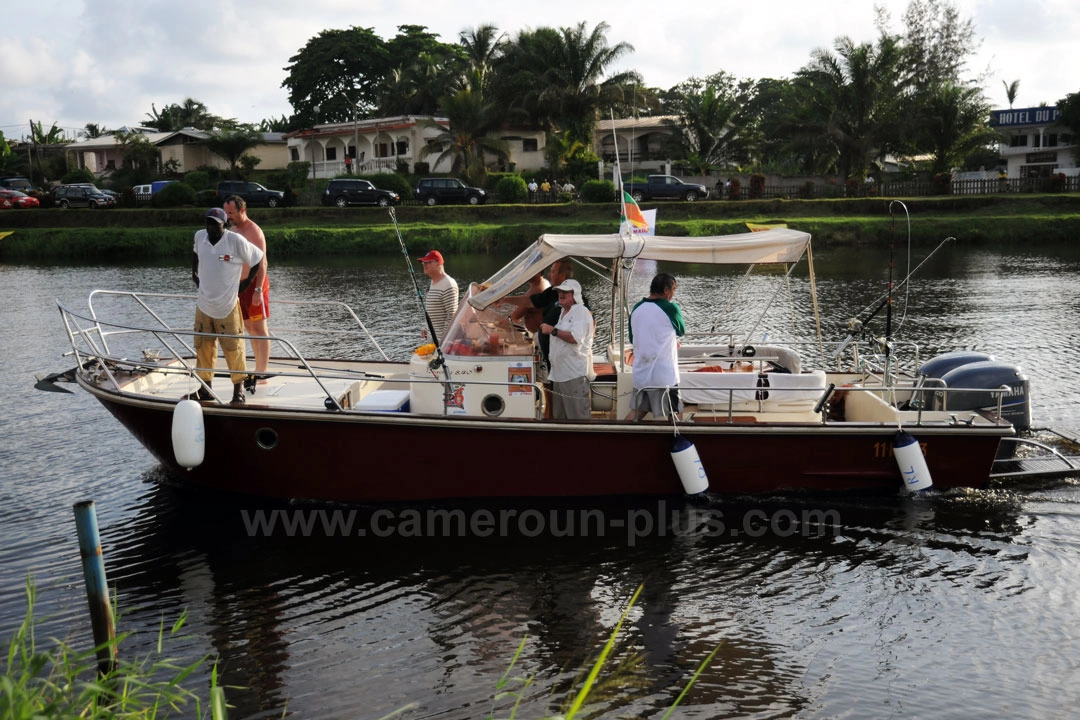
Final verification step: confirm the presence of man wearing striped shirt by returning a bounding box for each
[419,250,459,344]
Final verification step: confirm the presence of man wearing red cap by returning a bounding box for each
[418,250,458,343]
[187,207,263,404]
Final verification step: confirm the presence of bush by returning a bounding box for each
[749,173,766,199]
[195,188,218,206]
[60,168,97,185]
[362,172,412,200]
[413,161,430,175]
[1051,172,1067,192]
[581,179,616,203]
[933,172,952,196]
[495,175,528,203]
[183,170,211,192]
[154,182,197,207]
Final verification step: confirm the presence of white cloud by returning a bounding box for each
[1,0,1075,141]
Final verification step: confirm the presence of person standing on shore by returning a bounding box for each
[224,195,270,384]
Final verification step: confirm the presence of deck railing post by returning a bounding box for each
[73,500,117,675]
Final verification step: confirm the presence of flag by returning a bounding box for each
[620,191,649,233]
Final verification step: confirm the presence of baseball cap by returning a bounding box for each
[206,207,228,225]
[418,250,444,264]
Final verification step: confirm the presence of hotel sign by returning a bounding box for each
[1025,152,1057,163]
[991,107,1061,127]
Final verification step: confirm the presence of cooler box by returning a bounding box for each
[355,389,411,413]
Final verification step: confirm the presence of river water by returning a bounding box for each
[2,240,1080,718]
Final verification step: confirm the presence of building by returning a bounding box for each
[284,115,548,177]
[67,129,290,177]
[593,116,677,173]
[990,106,1077,178]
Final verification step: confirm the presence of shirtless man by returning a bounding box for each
[224,195,270,383]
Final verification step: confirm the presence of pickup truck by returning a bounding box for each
[623,175,710,202]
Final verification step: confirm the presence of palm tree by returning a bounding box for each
[793,35,911,182]
[79,123,109,140]
[205,129,265,178]
[917,82,999,175]
[535,22,640,146]
[664,73,750,171]
[459,24,506,90]
[419,89,508,184]
[1003,79,1020,109]
[497,22,639,147]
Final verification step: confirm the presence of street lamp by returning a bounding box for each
[312,104,320,179]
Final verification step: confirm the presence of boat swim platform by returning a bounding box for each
[989,428,1080,481]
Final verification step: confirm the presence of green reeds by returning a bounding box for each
[487,584,720,720]
[1,577,228,719]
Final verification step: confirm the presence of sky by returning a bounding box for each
[2,0,1076,142]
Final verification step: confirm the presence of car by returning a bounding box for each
[322,179,400,207]
[414,177,487,206]
[53,184,117,209]
[133,181,177,207]
[0,189,40,209]
[216,181,285,208]
[0,176,35,193]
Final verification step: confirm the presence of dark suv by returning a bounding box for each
[54,184,117,209]
[322,179,400,207]
[414,177,487,206]
[216,181,285,208]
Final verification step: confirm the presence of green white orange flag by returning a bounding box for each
[620,190,650,233]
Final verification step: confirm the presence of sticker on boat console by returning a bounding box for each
[445,383,466,414]
[508,363,532,395]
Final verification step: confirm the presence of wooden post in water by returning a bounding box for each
[73,500,117,675]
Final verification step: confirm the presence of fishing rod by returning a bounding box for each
[388,207,449,377]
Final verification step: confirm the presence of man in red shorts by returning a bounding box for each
[224,195,270,384]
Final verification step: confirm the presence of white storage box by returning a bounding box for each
[355,389,411,413]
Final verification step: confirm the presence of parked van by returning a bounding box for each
[134,180,177,207]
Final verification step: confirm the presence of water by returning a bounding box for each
[2,242,1080,718]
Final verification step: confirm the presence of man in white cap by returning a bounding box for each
[418,249,458,343]
[187,207,264,404]
[540,279,594,420]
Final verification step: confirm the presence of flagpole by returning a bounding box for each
[611,110,630,236]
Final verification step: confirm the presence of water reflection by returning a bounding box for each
[97,470,1048,719]
[4,245,1080,718]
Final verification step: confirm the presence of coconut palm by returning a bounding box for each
[459,24,507,90]
[915,82,999,175]
[534,22,640,146]
[1003,79,1020,109]
[419,88,508,184]
[793,35,911,182]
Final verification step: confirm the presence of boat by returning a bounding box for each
[52,224,1041,502]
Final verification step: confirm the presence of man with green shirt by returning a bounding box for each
[627,273,685,420]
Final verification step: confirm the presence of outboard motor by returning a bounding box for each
[912,351,994,410]
[934,361,1030,431]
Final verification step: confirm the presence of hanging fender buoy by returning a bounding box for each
[671,436,709,495]
[172,399,205,469]
[893,430,932,493]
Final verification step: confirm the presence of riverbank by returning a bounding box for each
[2,194,1078,261]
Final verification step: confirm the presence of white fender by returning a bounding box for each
[172,399,205,469]
[893,430,932,492]
[671,436,709,495]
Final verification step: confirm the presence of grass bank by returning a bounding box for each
[2,194,1078,261]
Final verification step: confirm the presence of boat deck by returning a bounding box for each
[109,357,409,411]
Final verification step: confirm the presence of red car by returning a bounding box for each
[0,190,40,209]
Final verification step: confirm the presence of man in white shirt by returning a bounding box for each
[418,250,459,344]
[540,279,594,420]
[627,273,686,420]
[188,207,264,404]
